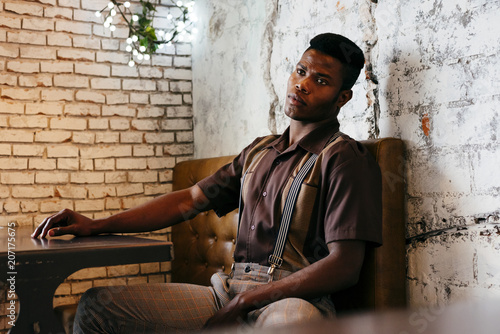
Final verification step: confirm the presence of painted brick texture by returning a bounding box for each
[0,0,192,329]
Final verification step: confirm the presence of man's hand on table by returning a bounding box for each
[32,209,96,239]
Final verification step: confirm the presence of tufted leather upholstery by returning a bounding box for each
[172,155,238,285]
[331,138,407,312]
[172,138,406,312]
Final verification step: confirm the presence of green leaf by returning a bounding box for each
[138,17,151,26]
[145,26,157,40]
[145,2,156,12]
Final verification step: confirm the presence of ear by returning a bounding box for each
[335,89,353,109]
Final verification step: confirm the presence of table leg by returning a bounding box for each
[11,277,66,334]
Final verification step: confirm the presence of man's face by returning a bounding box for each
[284,49,352,124]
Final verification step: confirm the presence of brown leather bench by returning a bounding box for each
[58,137,405,332]
[172,137,406,313]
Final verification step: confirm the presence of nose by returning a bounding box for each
[295,79,309,94]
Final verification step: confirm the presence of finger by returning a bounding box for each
[31,221,44,238]
[32,213,57,238]
[40,211,69,238]
[202,319,213,329]
[49,224,76,237]
[40,217,57,239]
[203,314,217,329]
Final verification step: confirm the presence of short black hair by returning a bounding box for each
[307,33,365,90]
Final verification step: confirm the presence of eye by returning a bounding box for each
[317,78,328,85]
[296,68,305,75]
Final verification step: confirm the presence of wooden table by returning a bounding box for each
[0,225,172,334]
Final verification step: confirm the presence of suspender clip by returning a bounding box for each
[267,264,276,282]
[267,255,283,282]
[229,262,235,278]
[267,264,275,276]
[268,254,283,268]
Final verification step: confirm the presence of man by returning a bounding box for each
[33,33,382,332]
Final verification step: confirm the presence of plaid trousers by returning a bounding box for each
[73,263,336,333]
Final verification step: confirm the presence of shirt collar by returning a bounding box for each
[267,119,341,155]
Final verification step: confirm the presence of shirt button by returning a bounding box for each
[262,191,267,197]
[274,160,281,166]
[250,225,255,230]
[244,265,251,273]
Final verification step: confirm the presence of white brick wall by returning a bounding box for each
[0,0,192,329]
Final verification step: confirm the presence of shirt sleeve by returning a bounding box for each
[322,151,383,247]
[196,137,264,217]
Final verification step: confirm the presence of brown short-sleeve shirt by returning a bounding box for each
[197,120,382,272]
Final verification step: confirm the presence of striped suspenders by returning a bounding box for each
[234,132,342,278]
[267,131,342,277]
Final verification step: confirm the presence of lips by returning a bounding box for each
[288,93,306,106]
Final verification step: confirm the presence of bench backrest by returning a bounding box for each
[172,137,406,312]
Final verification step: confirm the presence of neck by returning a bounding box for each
[288,118,338,146]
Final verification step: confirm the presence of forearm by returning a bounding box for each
[203,241,365,328]
[237,241,365,312]
[92,185,211,234]
[33,184,213,238]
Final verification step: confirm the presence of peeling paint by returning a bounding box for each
[261,0,280,135]
[422,113,430,136]
[208,12,226,39]
[360,0,380,139]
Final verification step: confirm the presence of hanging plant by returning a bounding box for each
[96,0,197,66]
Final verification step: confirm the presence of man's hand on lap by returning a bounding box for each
[203,294,252,329]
